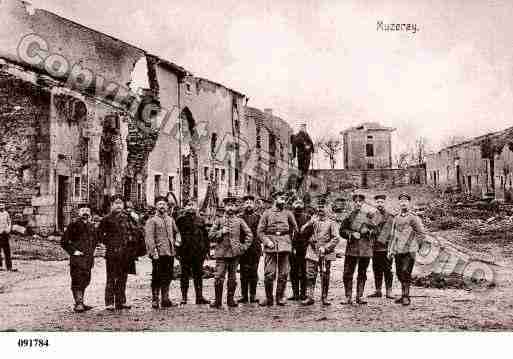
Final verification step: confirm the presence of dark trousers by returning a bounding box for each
[105,254,130,306]
[343,255,370,297]
[239,252,260,299]
[0,233,12,270]
[372,251,393,291]
[289,249,307,297]
[306,259,331,285]
[395,253,416,286]
[180,255,205,298]
[151,256,174,290]
[215,257,239,295]
[70,263,92,291]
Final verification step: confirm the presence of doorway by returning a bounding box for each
[57,175,70,231]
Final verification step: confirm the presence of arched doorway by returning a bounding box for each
[180,107,199,204]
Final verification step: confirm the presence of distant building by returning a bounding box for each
[341,122,395,170]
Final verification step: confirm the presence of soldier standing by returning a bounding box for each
[292,124,315,189]
[61,206,97,312]
[368,194,395,299]
[388,193,427,306]
[300,199,341,306]
[288,198,310,301]
[257,191,299,307]
[145,196,181,309]
[339,193,375,305]
[209,196,253,309]
[98,194,138,311]
[0,202,14,272]
[175,201,210,305]
[238,195,262,304]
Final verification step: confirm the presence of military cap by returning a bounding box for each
[374,194,387,201]
[352,193,366,201]
[223,196,238,205]
[292,199,305,208]
[154,195,168,204]
[271,190,286,199]
[242,194,255,201]
[316,197,327,207]
[111,194,124,202]
[398,193,411,201]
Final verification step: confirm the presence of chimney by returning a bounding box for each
[264,108,273,116]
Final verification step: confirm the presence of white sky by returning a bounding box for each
[31,0,513,166]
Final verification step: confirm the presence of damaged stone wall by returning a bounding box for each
[0,69,51,226]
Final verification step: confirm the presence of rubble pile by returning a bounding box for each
[412,272,495,290]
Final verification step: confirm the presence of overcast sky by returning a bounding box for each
[31,0,513,164]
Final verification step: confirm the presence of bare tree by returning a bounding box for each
[413,136,430,164]
[316,136,343,169]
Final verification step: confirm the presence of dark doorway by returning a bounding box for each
[456,165,461,191]
[467,175,472,193]
[362,172,368,188]
[124,177,132,202]
[57,175,69,231]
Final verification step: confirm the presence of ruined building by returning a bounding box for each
[426,126,513,201]
[341,122,395,170]
[0,0,296,234]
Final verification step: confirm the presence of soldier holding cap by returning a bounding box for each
[61,205,98,312]
[300,198,341,306]
[257,190,299,306]
[339,193,376,305]
[288,198,310,301]
[387,193,427,306]
[98,194,139,310]
[238,195,262,304]
[145,196,182,309]
[368,194,395,299]
[209,196,253,309]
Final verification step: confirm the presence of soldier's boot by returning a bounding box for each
[194,278,210,305]
[321,276,331,306]
[301,283,315,306]
[180,279,189,305]
[238,278,249,303]
[161,285,177,308]
[210,279,224,309]
[73,289,86,313]
[340,279,353,305]
[402,285,411,306]
[152,287,160,309]
[288,279,299,300]
[355,279,367,305]
[259,280,274,307]
[249,279,259,303]
[395,285,406,304]
[385,286,394,299]
[299,276,307,301]
[275,278,287,306]
[227,280,238,308]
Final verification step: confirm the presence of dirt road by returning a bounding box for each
[1,246,513,331]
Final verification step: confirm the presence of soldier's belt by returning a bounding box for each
[266,231,287,236]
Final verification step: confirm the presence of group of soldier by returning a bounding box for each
[60,188,427,313]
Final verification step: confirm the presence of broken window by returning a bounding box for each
[366,143,374,157]
[221,169,226,182]
[211,133,218,155]
[154,175,161,197]
[367,163,375,169]
[204,167,209,181]
[74,176,81,199]
[169,176,174,192]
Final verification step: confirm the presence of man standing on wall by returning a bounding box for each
[388,193,427,306]
[292,124,315,190]
[0,202,14,272]
[175,201,210,305]
[238,195,262,304]
[98,194,138,311]
[209,196,253,309]
[61,206,97,312]
[368,194,395,299]
[257,191,299,307]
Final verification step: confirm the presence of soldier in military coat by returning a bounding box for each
[61,206,98,313]
[257,191,299,306]
[368,194,395,299]
[208,196,253,309]
[339,193,376,305]
[238,195,262,304]
[300,199,341,306]
[288,198,310,301]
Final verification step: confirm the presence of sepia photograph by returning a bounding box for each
[1,0,513,349]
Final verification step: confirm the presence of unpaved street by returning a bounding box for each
[1,239,513,332]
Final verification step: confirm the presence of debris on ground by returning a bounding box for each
[412,272,495,290]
